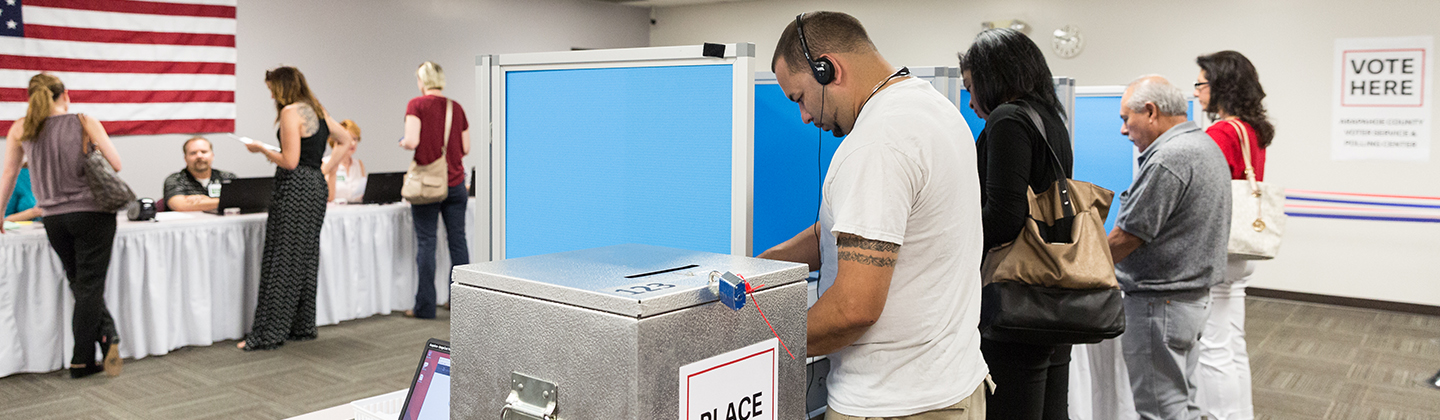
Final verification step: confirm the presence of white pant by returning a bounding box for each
[1195,256,1255,420]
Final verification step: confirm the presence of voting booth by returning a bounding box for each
[476,43,756,261]
[450,244,809,420]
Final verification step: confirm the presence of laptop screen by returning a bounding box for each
[400,340,451,420]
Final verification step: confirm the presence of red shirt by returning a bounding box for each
[1205,120,1265,182]
[407,95,470,187]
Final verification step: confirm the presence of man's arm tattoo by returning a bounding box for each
[837,250,897,268]
[836,235,900,252]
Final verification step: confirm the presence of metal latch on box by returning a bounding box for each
[500,371,559,420]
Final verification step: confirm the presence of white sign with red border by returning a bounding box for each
[678,338,778,420]
[1332,36,1434,161]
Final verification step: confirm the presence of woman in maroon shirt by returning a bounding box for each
[1193,50,1273,420]
[400,61,470,319]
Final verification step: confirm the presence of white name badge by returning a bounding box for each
[678,338,779,420]
[208,183,222,198]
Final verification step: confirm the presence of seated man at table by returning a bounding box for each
[163,136,237,212]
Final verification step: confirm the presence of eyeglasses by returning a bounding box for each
[1193,82,1209,89]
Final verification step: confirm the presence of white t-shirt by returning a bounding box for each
[816,77,987,417]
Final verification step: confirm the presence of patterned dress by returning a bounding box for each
[245,111,330,350]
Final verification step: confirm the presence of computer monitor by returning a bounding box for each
[361,172,405,205]
[399,338,451,420]
[211,177,273,215]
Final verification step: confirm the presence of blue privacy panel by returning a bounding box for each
[753,83,842,255]
[1073,96,1135,232]
[505,65,734,258]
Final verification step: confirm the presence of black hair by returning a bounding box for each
[1197,50,1275,148]
[958,28,1063,119]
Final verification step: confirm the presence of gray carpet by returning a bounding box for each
[1247,298,1440,420]
[0,311,449,420]
[1,298,1437,419]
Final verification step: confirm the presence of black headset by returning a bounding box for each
[795,13,833,85]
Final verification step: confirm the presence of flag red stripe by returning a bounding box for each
[0,88,234,103]
[103,119,235,136]
[0,119,236,137]
[0,55,234,75]
[25,0,237,19]
[22,25,236,47]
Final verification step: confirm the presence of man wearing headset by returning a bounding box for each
[758,11,989,419]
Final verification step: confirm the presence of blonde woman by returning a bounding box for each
[0,73,124,377]
[239,66,354,350]
[323,119,367,203]
[399,61,470,319]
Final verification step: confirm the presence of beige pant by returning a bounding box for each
[826,381,987,420]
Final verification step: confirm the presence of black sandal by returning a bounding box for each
[69,364,104,379]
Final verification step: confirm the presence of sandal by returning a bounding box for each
[100,334,122,377]
[69,364,104,379]
[237,338,281,352]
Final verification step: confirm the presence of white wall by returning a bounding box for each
[4,0,650,201]
[651,0,1440,306]
[228,0,649,199]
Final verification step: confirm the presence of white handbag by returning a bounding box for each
[1224,119,1285,260]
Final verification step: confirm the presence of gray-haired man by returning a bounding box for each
[1109,75,1231,420]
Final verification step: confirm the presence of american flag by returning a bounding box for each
[0,0,236,136]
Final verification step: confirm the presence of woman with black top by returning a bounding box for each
[239,66,354,351]
[960,28,1074,420]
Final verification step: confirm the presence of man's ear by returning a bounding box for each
[1144,102,1159,121]
[820,54,842,86]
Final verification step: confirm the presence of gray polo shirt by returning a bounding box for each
[1114,121,1231,293]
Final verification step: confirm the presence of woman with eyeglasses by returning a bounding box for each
[1192,50,1272,420]
[960,28,1074,420]
[238,66,355,351]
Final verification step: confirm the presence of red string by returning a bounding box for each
[740,275,797,360]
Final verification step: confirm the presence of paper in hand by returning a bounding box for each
[224,133,281,152]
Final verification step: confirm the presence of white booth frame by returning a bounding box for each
[476,44,756,261]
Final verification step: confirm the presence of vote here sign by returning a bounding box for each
[678,338,778,420]
[1333,36,1434,161]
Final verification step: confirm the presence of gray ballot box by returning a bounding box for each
[451,244,810,420]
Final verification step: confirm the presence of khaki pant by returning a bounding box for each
[826,381,987,420]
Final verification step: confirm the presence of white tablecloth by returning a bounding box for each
[0,201,479,377]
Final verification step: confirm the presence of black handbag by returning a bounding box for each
[978,103,1125,346]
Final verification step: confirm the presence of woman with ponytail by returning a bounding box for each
[0,73,125,378]
[1192,50,1273,420]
